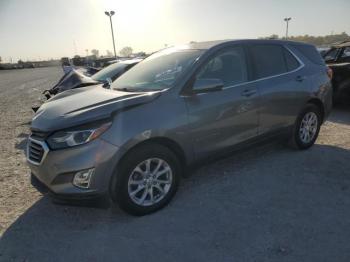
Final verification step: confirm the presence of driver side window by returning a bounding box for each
[324,48,339,62]
[196,47,248,88]
[341,47,350,58]
[339,47,350,62]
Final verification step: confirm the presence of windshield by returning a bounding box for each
[111,48,204,92]
[91,62,128,82]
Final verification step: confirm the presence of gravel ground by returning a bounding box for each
[0,67,350,261]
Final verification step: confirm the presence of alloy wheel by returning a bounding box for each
[299,112,318,144]
[127,158,173,206]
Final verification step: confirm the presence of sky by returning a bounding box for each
[1,0,350,63]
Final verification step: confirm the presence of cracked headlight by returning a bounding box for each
[47,122,111,149]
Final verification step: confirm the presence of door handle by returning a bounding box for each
[295,75,306,82]
[241,89,257,97]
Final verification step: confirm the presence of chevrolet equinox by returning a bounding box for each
[27,40,332,215]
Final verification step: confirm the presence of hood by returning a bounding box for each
[52,69,99,93]
[32,86,161,132]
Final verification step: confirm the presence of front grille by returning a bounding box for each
[28,140,45,164]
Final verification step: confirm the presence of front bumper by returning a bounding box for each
[27,137,120,197]
[30,174,103,200]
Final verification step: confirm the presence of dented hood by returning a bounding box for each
[31,85,161,132]
[53,69,99,93]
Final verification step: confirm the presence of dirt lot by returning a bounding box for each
[0,67,350,261]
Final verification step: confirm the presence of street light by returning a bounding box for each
[105,10,117,59]
[284,17,292,40]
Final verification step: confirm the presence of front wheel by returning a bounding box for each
[289,104,321,150]
[111,144,181,216]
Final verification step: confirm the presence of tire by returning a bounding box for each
[289,104,321,150]
[111,143,181,216]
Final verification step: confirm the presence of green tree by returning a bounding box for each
[119,46,133,57]
[260,32,350,46]
[91,49,100,57]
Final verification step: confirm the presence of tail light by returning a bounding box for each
[326,67,333,80]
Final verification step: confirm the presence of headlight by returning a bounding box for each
[47,122,111,149]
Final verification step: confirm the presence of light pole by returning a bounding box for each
[284,17,292,39]
[105,11,117,59]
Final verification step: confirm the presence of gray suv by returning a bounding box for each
[27,40,332,215]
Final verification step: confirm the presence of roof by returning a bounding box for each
[187,39,234,50]
[119,58,144,64]
[181,39,313,50]
[105,58,143,66]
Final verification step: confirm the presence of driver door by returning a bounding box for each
[184,46,260,159]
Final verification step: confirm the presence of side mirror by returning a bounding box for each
[192,78,224,94]
[103,77,113,89]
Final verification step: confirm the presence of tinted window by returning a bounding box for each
[323,48,339,61]
[293,44,325,65]
[283,49,300,71]
[251,45,287,79]
[341,47,350,58]
[197,47,247,87]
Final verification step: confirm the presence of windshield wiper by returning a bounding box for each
[115,86,159,92]
[114,87,134,92]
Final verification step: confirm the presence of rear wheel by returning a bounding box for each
[289,104,321,150]
[111,143,181,215]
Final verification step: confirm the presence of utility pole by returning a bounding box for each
[105,11,117,59]
[284,17,292,39]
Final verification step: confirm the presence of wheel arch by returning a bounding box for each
[134,137,188,169]
[307,98,325,122]
[113,136,188,182]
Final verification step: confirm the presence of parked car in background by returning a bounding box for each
[91,58,143,84]
[32,58,142,112]
[322,41,350,104]
[48,58,142,97]
[28,39,332,215]
[32,59,142,112]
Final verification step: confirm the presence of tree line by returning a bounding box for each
[88,46,135,58]
[260,32,350,46]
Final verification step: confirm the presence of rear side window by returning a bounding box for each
[292,44,325,65]
[283,49,300,71]
[250,45,287,79]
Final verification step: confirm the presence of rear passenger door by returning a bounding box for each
[248,44,306,134]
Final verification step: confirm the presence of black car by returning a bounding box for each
[322,41,350,104]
